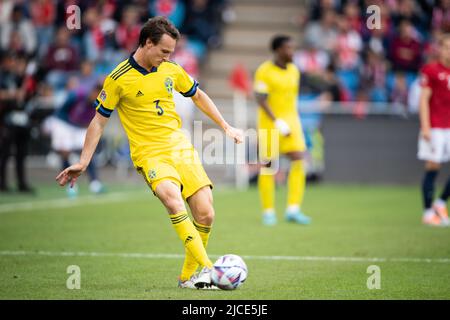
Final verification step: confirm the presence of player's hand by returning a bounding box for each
[421,129,431,142]
[55,163,87,188]
[275,119,291,136]
[225,126,244,144]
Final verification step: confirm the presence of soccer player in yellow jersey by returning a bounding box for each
[254,35,312,226]
[55,17,243,289]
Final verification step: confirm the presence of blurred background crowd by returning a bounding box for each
[1,0,449,193]
[296,0,448,113]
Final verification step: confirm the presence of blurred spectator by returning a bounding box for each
[432,0,450,31]
[334,15,363,70]
[82,6,117,64]
[303,9,338,53]
[29,0,56,58]
[343,2,363,33]
[73,60,100,94]
[360,50,388,102]
[182,0,222,57]
[149,0,185,29]
[44,26,80,90]
[391,0,428,34]
[0,4,37,56]
[320,63,343,102]
[45,26,79,72]
[308,0,340,21]
[390,72,409,107]
[388,20,422,72]
[294,39,330,77]
[116,6,142,54]
[0,53,36,193]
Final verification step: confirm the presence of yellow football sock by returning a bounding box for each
[180,220,212,281]
[287,160,305,208]
[258,167,275,212]
[170,211,212,282]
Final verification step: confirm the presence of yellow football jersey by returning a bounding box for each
[95,56,198,165]
[254,60,300,129]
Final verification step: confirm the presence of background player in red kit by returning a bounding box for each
[418,34,450,227]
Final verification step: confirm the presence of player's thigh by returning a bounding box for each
[153,180,186,214]
[175,148,213,200]
[136,158,183,198]
[187,186,215,225]
[418,129,446,164]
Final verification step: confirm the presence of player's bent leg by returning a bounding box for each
[186,186,218,289]
[285,151,311,225]
[178,186,215,283]
[154,180,213,286]
[422,161,443,226]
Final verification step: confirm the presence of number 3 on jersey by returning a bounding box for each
[154,99,164,116]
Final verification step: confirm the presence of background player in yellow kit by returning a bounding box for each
[55,16,243,289]
[254,35,312,226]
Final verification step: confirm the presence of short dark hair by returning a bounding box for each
[138,16,180,47]
[271,35,291,51]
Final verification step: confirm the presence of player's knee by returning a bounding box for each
[164,197,185,214]
[157,187,185,213]
[196,206,215,225]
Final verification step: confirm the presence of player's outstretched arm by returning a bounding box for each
[55,113,109,187]
[191,88,243,144]
[419,87,432,141]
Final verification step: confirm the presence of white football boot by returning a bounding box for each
[194,267,219,290]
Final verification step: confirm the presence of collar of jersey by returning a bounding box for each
[128,54,158,75]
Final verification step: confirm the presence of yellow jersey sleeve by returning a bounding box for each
[173,63,199,97]
[254,65,270,95]
[95,75,121,118]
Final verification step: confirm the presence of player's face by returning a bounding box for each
[146,34,176,67]
[440,38,450,63]
[279,40,295,63]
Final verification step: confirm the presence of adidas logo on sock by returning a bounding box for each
[184,236,193,245]
[136,90,144,97]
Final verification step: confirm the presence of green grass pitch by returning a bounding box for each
[0,183,449,299]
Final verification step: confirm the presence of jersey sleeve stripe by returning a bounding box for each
[96,104,113,118]
[180,80,199,97]
[112,65,133,80]
[94,98,100,108]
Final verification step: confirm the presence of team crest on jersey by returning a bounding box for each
[165,77,173,94]
[99,89,107,101]
[148,169,157,180]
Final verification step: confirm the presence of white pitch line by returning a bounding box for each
[0,191,148,214]
[0,250,449,264]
